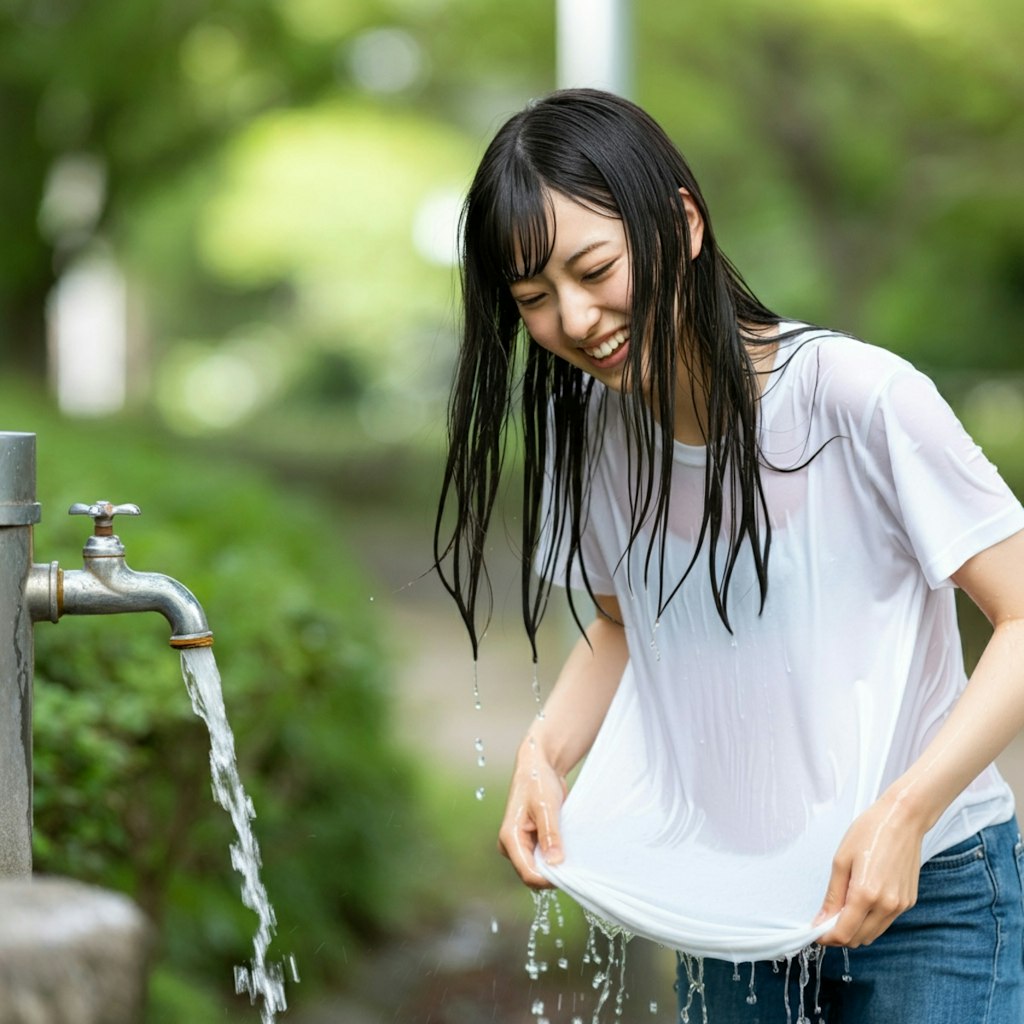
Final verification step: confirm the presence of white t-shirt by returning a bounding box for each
[535,325,1024,961]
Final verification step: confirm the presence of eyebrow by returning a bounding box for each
[564,240,610,268]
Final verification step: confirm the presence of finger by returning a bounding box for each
[820,883,910,948]
[813,858,851,927]
[498,826,555,888]
[833,884,916,947]
[533,795,564,865]
[821,903,887,949]
[498,810,555,883]
[818,902,869,947]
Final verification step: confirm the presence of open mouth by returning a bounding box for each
[583,328,629,364]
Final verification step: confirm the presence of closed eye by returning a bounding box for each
[582,260,616,282]
[512,291,545,308]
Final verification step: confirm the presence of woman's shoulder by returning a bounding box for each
[776,323,922,419]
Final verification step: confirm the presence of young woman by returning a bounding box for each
[434,88,1024,1022]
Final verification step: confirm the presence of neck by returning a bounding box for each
[669,325,780,445]
[672,377,707,446]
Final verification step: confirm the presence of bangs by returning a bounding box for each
[487,173,554,284]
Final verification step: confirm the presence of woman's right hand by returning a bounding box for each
[497,739,569,888]
[497,595,627,888]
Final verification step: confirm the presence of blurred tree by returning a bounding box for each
[0,0,386,374]
[1,0,1021,394]
[639,0,1024,369]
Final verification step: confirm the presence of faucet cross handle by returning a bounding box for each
[69,501,142,536]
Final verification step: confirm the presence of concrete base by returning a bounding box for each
[0,877,150,1024]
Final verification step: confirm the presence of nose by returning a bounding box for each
[559,285,600,343]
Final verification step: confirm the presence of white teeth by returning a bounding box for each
[588,328,628,360]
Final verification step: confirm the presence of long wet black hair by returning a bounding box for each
[434,88,783,660]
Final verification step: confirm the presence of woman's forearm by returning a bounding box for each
[891,531,1024,829]
[498,595,628,885]
[521,599,629,777]
[817,529,1024,948]
[883,616,1024,832]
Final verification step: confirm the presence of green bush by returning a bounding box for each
[4,381,425,1005]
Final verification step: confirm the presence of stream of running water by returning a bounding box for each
[181,646,296,1023]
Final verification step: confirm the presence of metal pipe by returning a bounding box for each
[557,0,632,96]
[1,448,214,878]
[0,432,40,877]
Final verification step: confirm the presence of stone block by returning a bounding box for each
[0,877,150,1024]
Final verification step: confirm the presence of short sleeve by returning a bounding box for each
[866,368,1024,588]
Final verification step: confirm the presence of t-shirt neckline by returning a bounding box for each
[671,321,807,466]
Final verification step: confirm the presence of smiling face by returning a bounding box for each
[508,190,634,390]
[507,188,705,397]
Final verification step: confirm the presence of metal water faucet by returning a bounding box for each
[3,430,218,876]
[27,500,213,649]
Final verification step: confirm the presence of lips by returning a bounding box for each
[582,327,629,362]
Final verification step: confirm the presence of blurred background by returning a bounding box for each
[1,0,1022,1020]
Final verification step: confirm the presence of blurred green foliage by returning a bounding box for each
[639,0,1024,372]
[2,0,1020,444]
[3,0,1018,1017]
[6,381,427,1010]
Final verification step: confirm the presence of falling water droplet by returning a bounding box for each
[475,787,486,801]
[649,1001,658,1013]
[532,662,546,718]
[649,618,662,662]
[472,661,482,711]
[490,917,499,934]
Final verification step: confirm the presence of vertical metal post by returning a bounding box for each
[0,432,40,877]
[556,0,632,96]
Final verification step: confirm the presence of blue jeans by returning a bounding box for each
[679,818,1024,1023]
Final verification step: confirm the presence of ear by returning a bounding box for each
[678,188,705,260]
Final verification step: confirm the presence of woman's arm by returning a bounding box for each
[498,593,628,887]
[816,527,1024,947]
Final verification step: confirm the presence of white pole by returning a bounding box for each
[556,0,632,96]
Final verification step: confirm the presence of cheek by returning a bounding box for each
[619,273,633,309]
[521,312,559,352]
[602,271,632,314]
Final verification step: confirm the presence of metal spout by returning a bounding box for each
[26,501,214,648]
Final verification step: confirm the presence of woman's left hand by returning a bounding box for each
[815,531,1024,948]
[813,794,926,948]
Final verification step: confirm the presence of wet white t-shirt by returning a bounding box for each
[535,326,1024,962]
